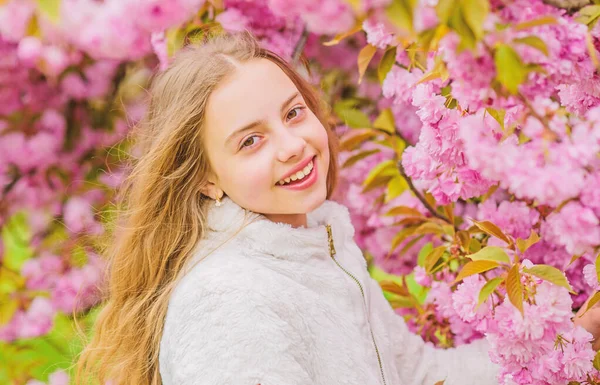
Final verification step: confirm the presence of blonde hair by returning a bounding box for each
[74,32,339,385]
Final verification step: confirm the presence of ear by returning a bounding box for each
[200,177,224,201]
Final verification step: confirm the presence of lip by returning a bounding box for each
[277,156,318,191]
[277,155,315,182]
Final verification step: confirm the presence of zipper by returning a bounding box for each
[325,224,387,385]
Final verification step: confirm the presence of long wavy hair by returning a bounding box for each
[74,32,339,384]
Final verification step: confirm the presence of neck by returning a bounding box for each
[263,212,308,228]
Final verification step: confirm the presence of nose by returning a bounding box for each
[275,127,307,163]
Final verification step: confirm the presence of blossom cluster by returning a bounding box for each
[334,0,600,383]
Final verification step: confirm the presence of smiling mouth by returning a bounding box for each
[276,157,315,186]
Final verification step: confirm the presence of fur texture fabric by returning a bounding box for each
[158,197,499,385]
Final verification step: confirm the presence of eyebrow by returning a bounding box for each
[224,92,301,146]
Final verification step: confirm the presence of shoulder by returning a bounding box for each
[159,251,312,384]
[168,247,273,314]
[161,250,289,348]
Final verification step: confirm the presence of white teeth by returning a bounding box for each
[277,159,314,186]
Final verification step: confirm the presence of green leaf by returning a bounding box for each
[460,0,489,40]
[339,131,377,151]
[389,297,414,308]
[478,277,504,306]
[576,5,600,28]
[412,222,445,236]
[0,298,19,326]
[442,224,455,236]
[525,63,548,75]
[385,176,409,202]
[468,246,511,264]
[363,160,398,189]
[390,226,418,253]
[436,0,454,24]
[324,24,363,46]
[494,44,528,95]
[400,234,426,256]
[391,135,407,156]
[417,242,433,267]
[507,264,524,315]
[386,0,415,33]
[585,291,600,313]
[513,36,549,56]
[0,265,26,295]
[2,212,33,271]
[595,251,600,283]
[385,205,423,217]
[342,149,381,168]
[523,265,574,293]
[593,350,600,371]
[358,44,378,84]
[486,107,506,131]
[378,47,398,83]
[373,108,396,134]
[70,245,88,268]
[418,27,437,53]
[454,260,500,283]
[449,5,476,51]
[514,16,558,31]
[568,253,583,267]
[35,0,61,24]
[362,174,395,193]
[334,98,360,112]
[516,229,540,254]
[469,237,482,253]
[369,264,404,286]
[425,246,447,273]
[336,108,371,129]
[418,55,449,84]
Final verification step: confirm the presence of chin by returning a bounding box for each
[303,186,328,212]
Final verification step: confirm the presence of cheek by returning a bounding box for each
[315,124,330,161]
[223,159,273,199]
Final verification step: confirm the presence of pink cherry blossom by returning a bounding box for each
[362,18,394,49]
[542,202,600,256]
[19,297,56,339]
[582,264,599,291]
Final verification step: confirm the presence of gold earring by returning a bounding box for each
[215,191,223,207]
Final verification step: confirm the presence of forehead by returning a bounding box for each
[206,59,300,128]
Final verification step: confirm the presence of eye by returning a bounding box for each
[240,135,259,150]
[286,106,305,121]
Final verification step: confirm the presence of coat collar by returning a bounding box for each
[203,196,355,261]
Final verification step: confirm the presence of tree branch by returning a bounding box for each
[292,26,309,63]
[397,161,452,224]
[542,0,592,11]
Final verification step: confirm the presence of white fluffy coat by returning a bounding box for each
[159,197,499,385]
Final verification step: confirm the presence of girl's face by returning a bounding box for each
[202,58,330,227]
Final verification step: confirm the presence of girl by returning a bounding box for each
[76,32,599,385]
